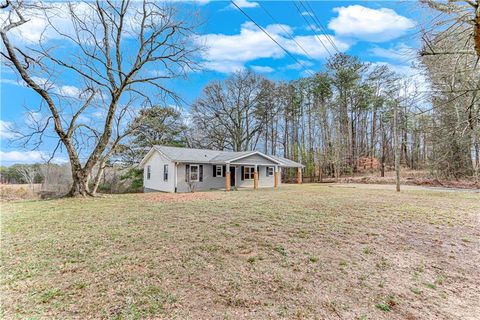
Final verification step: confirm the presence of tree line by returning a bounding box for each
[2,0,478,197]
[184,53,476,182]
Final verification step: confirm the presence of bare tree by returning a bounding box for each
[1,0,201,196]
[16,164,38,191]
[190,70,268,151]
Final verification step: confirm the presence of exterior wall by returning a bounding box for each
[143,152,284,193]
[143,152,175,192]
[236,165,280,189]
[231,153,277,166]
[176,163,226,192]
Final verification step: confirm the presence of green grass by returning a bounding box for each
[1,184,479,319]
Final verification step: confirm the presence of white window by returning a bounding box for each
[216,165,223,177]
[268,167,274,176]
[190,165,199,182]
[244,166,254,180]
[146,165,151,180]
[164,164,168,181]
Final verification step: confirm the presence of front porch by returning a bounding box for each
[213,164,302,191]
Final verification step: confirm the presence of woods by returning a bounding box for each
[1,0,479,196]
[188,54,447,182]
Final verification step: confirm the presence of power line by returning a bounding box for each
[292,1,333,59]
[258,2,315,61]
[230,1,316,77]
[300,0,340,54]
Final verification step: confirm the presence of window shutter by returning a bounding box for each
[241,166,244,180]
[223,165,226,177]
[213,165,216,177]
[266,167,269,177]
[185,164,190,182]
[199,165,203,182]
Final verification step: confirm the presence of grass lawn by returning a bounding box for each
[1,185,479,319]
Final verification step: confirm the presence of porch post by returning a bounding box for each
[254,164,258,189]
[274,165,279,189]
[225,164,231,191]
[296,167,302,184]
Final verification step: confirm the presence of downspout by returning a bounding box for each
[174,162,178,193]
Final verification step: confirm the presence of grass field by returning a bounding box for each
[1,185,479,319]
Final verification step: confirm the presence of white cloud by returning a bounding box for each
[0,2,94,44]
[0,150,67,164]
[370,61,430,96]
[306,24,321,32]
[369,43,417,63]
[250,65,274,73]
[199,21,349,73]
[301,69,315,77]
[328,5,415,42]
[285,34,349,59]
[56,85,81,97]
[0,120,18,140]
[285,60,314,70]
[230,0,259,9]
[301,11,314,17]
[2,75,81,98]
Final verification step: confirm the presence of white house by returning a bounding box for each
[139,145,304,193]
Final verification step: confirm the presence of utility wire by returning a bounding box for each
[258,2,315,61]
[300,0,340,54]
[230,0,316,77]
[292,1,333,58]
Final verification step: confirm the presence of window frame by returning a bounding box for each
[163,164,168,181]
[243,166,254,180]
[267,167,274,176]
[215,165,223,177]
[189,164,200,182]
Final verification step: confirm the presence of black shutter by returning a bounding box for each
[213,165,216,177]
[241,166,244,180]
[199,165,203,182]
[185,164,190,182]
[223,165,226,177]
[266,167,269,177]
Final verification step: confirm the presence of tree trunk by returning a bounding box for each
[68,169,91,197]
[394,104,401,192]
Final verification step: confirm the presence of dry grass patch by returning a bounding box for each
[1,185,479,319]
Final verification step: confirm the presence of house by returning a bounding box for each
[139,145,304,193]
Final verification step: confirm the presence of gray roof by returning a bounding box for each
[148,145,303,167]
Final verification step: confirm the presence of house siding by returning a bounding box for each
[176,163,226,192]
[143,151,283,193]
[231,153,277,165]
[143,152,175,192]
[236,165,280,189]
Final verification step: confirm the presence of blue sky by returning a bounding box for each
[0,0,429,165]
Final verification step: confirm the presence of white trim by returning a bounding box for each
[243,165,254,180]
[174,162,178,192]
[146,165,151,180]
[226,151,281,165]
[190,164,200,182]
[267,166,274,176]
[215,165,223,177]
[139,147,173,167]
[163,164,169,181]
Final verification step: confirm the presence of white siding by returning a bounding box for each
[143,152,175,192]
[176,163,226,192]
[231,153,277,166]
[236,165,280,189]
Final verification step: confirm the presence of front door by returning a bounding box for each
[230,167,235,187]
